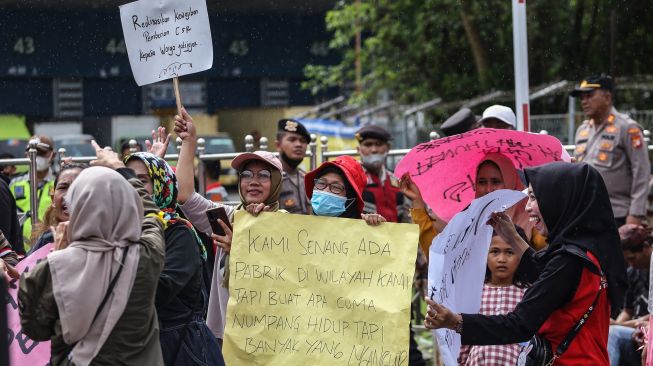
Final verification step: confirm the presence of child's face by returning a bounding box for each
[487,236,520,285]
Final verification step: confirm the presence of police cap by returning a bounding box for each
[355,125,392,143]
[570,75,614,97]
[440,108,477,136]
[278,119,311,142]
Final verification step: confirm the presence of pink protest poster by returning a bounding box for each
[6,244,53,366]
[647,316,653,366]
[395,129,571,221]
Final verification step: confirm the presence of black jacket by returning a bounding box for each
[156,223,205,323]
[0,177,23,254]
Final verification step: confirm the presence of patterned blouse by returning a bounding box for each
[0,229,18,266]
[458,283,526,366]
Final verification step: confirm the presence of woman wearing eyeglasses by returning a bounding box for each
[305,155,386,225]
[173,109,285,347]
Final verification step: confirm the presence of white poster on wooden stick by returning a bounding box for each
[119,0,213,87]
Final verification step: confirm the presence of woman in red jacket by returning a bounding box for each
[425,162,628,365]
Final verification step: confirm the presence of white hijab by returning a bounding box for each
[48,167,142,366]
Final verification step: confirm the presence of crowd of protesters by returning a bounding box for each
[0,75,651,365]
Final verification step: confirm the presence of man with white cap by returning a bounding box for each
[478,105,516,130]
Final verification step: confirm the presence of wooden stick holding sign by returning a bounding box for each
[173,77,183,115]
[119,0,213,108]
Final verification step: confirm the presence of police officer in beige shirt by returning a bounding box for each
[275,119,311,214]
[572,75,651,227]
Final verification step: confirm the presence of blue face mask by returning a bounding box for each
[311,190,352,217]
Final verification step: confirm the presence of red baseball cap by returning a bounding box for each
[305,155,367,213]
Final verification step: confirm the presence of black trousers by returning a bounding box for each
[409,323,426,366]
[615,217,626,228]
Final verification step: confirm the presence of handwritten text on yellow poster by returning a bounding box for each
[223,211,418,365]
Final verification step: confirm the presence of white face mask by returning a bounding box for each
[361,153,387,170]
[35,156,50,172]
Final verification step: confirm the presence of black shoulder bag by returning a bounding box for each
[517,274,607,366]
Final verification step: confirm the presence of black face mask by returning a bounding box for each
[281,152,303,169]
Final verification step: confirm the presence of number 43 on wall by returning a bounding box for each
[13,37,35,55]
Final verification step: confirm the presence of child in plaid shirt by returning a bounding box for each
[458,228,530,366]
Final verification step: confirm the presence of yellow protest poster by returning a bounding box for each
[223,211,419,365]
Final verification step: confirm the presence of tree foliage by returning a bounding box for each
[303,0,653,105]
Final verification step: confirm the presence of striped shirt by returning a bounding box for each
[0,229,19,266]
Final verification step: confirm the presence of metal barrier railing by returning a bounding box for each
[27,141,39,231]
[321,148,412,162]
[0,134,323,232]
[194,134,318,198]
[3,130,651,237]
[0,158,31,165]
[317,132,444,163]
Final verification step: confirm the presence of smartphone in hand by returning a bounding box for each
[206,207,232,236]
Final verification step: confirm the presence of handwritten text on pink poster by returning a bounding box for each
[7,244,53,366]
[395,129,570,221]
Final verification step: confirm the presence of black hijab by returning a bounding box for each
[523,162,628,310]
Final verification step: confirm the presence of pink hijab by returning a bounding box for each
[476,153,532,238]
[475,153,523,194]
